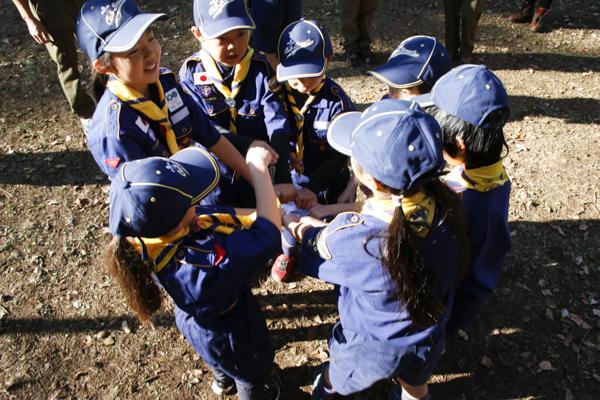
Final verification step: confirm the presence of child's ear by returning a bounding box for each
[93,59,113,75]
[456,136,467,154]
[190,26,203,41]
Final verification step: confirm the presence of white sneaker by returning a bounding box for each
[211,379,235,395]
[80,118,93,136]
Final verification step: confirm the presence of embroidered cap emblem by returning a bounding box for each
[284,38,315,58]
[209,0,235,20]
[101,0,126,27]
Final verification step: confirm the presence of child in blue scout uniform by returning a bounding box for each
[105,146,282,400]
[249,0,302,69]
[75,0,254,181]
[413,64,512,340]
[179,0,296,208]
[309,36,452,222]
[269,19,357,282]
[284,99,469,400]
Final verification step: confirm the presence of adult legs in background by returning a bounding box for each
[459,0,485,63]
[340,0,379,65]
[30,0,95,120]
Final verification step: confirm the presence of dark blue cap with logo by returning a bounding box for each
[327,99,445,191]
[367,36,451,89]
[193,0,255,39]
[76,0,169,61]
[277,19,333,81]
[109,148,220,239]
[412,64,510,129]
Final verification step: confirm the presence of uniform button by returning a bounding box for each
[350,215,359,222]
[208,108,213,113]
[111,104,118,110]
[409,145,415,151]
[178,250,184,257]
[182,127,187,133]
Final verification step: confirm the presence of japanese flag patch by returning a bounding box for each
[194,72,213,86]
[135,116,150,133]
[165,88,184,112]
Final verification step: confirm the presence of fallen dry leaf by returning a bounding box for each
[541,289,553,296]
[539,360,552,371]
[481,355,494,368]
[458,329,468,340]
[565,389,574,400]
[545,308,554,320]
[122,320,131,334]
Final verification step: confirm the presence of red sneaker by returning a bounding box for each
[271,254,297,282]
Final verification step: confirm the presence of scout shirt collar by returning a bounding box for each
[127,212,257,272]
[360,191,436,238]
[444,159,508,193]
[106,77,180,155]
[199,48,254,133]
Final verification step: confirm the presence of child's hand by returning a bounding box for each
[296,188,318,210]
[309,203,334,220]
[246,146,273,171]
[274,183,297,204]
[249,140,279,163]
[283,213,300,227]
[337,177,357,203]
[290,152,302,172]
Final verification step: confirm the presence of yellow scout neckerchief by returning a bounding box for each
[199,48,254,133]
[444,159,508,193]
[107,78,180,155]
[285,79,326,176]
[360,192,436,238]
[128,212,257,273]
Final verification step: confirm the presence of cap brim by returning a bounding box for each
[169,147,220,204]
[199,16,254,39]
[104,13,169,54]
[277,59,327,81]
[367,65,421,89]
[326,112,362,156]
[411,92,435,109]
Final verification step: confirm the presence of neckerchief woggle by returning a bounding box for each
[285,79,326,176]
[199,48,254,133]
[360,192,436,238]
[106,78,180,155]
[128,212,256,273]
[443,159,508,193]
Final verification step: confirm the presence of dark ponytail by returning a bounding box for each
[91,53,113,103]
[104,237,163,326]
[367,178,469,328]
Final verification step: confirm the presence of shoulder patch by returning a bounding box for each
[315,228,331,259]
[165,88,184,112]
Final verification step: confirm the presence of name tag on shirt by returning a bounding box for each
[171,107,190,125]
[165,88,184,112]
[313,121,330,130]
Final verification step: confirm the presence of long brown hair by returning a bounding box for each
[364,176,470,328]
[104,237,162,326]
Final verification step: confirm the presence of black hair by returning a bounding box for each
[357,162,470,328]
[426,105,510,169]
[105,237,162,326]
[91,52,113,103]
[415,82,432,95]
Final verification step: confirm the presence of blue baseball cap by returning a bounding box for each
[327,99,445,191]
[76,0,169,61]
[109,148,220,239]
[277,19,333,81]
[367,36,451,89]
[413,64,510,129]
[194,0,255,39]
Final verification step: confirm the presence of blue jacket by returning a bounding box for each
[87,69,221,179]
[179,51,292,184]
[299,199,461,348]
[281,78,356,195]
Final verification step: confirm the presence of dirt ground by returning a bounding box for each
[1,0,600,399]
